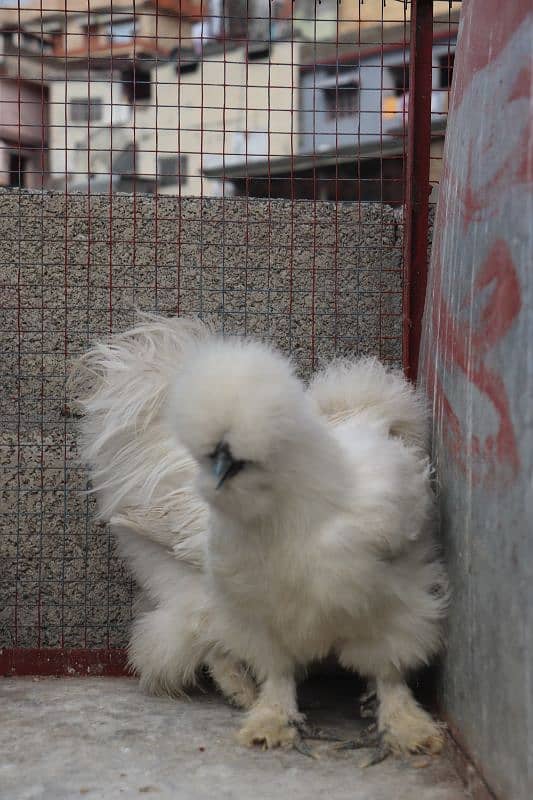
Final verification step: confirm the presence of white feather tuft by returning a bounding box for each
[309,356,429,450]
[69,313,209,563]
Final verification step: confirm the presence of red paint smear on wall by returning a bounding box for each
[470,242,522,352]
[427,241,521,487]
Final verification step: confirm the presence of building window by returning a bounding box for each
[432,51,455,117]
[121,66,151,104]
[438,51,455,89]
[388,63,410,97]
[69,98,103,122]
[17,31,53,55]
[106,18,137,43]
[157,155,188,188]
[176,58,199,76]
[318,67,360,118]
[8,153,28,188]
[247,42,271,62]
[324,82,360,117]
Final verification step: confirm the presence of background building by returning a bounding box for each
[204,12,458,201]
[0,1,457,197]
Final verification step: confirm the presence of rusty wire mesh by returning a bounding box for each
[0,1,459,670]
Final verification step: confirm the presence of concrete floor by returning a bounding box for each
[1,677,469,800]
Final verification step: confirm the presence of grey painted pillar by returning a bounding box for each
[419,3,532,798]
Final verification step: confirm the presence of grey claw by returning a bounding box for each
[359,742,392,768]
[332,726,381,752]
[296,723,345,742]
[293,737,319,759]
[359,688,378,719]
[332,725,393,768]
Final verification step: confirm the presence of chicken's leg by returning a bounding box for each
[376,673,444,755]
[237,671,302,750]
[206,651,258,710]
[337,673,444,764]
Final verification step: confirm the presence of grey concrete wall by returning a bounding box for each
[419,4,532,799]
[0,190,403,650]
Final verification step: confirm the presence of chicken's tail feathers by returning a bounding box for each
[68,312,211,521]
[68,311,210,418]
[309,357,428,451]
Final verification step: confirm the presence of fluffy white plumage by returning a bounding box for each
[71,313,448,756]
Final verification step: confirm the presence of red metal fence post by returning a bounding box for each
[403,0,434,381]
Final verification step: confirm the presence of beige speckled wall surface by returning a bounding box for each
[0,190,403,649]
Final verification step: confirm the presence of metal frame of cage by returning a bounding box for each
[0,0,457,676]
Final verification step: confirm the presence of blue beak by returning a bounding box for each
[211,443,245,489]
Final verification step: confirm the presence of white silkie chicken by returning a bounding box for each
[71,313,448,761]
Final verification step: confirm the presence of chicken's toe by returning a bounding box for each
[359,741,392,768]
[237,705,298,750]
[332,723,381,752]
[332,725,393,767]
[381,703,445,755]
[295,721,345,742]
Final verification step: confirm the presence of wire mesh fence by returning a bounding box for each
[0,0,459,673]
